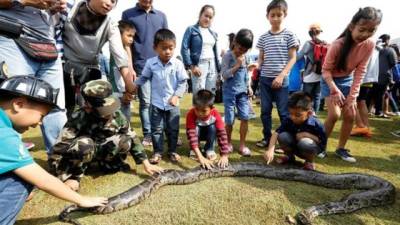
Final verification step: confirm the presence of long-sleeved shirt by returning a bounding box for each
[135,57,188,110]
[122,4,168,72]
[378,46,397,85]
[63,0,128,68]
[322,38,375,101]
[186,108,230,155]
[52,109,147,164]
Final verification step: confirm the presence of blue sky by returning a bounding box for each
[110,0,399,54]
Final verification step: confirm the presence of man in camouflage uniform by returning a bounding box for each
[49,80,163,191]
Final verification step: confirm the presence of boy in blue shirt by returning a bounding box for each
[263,91,326,170]
[0,76,107,224]
[221,29,254,156]
[134,29,188,164]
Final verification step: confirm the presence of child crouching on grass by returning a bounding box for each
[263,91,327,170]
[0,76,107,224]
[186,89,230,169]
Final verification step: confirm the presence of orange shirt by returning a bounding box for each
[322,38,375,101]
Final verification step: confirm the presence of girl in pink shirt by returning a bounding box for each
[321,7,382,163]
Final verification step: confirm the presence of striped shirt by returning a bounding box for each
[256,29,299,78]
[54,0,75,59]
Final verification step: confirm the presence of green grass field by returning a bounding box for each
[16,95,400,225]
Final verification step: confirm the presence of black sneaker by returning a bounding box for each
[256,139,268,148]
[335,148,356,163]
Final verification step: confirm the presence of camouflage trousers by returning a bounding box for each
[49,134,134,182]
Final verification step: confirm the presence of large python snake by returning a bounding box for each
[59,162,395,225]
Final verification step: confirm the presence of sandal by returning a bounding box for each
[275,155,295,164]
[169,152,181,163]
[149,153,162,164]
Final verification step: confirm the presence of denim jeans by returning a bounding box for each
[197,124,216,152]
[223,92,250,125]
[321,76,353,98]
[191,59,217,95]
[0,36,67,154]
[259,77,289,142]
[136,67,152,138]
[303,81,321,113]
[277,132,321,156]
[0,172,33,225]
[151,106,180,154]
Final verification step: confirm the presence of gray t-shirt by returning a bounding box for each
[0,4,55,42]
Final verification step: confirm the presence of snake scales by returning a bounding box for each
[59,162,395,225]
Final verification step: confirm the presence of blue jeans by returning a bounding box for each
[151,106,180,154]
[136,67,152,138]
[0,36,67,154]
[259,77,289,141]
[191,59,217,95]
[197,124,216,152]
[0,172,33,225]
[303,81,321,113]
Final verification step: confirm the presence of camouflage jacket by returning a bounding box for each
[56,109,148,164]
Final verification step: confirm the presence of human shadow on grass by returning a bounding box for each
[320,154,400,176]
[15,215,59,225]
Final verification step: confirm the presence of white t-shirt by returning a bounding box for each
[303,72,321,83]
[199,27,215,60]
[362,49,379,84]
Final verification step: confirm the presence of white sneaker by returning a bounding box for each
[205,150,217,161]
[239,147,251,157]
[317,151,327,159]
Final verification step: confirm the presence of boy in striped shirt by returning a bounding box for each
[256,0,299,148]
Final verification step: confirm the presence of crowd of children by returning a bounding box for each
[0,0,397,223]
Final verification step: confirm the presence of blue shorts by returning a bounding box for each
[223,92,249,125]
[321,76,353,98]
